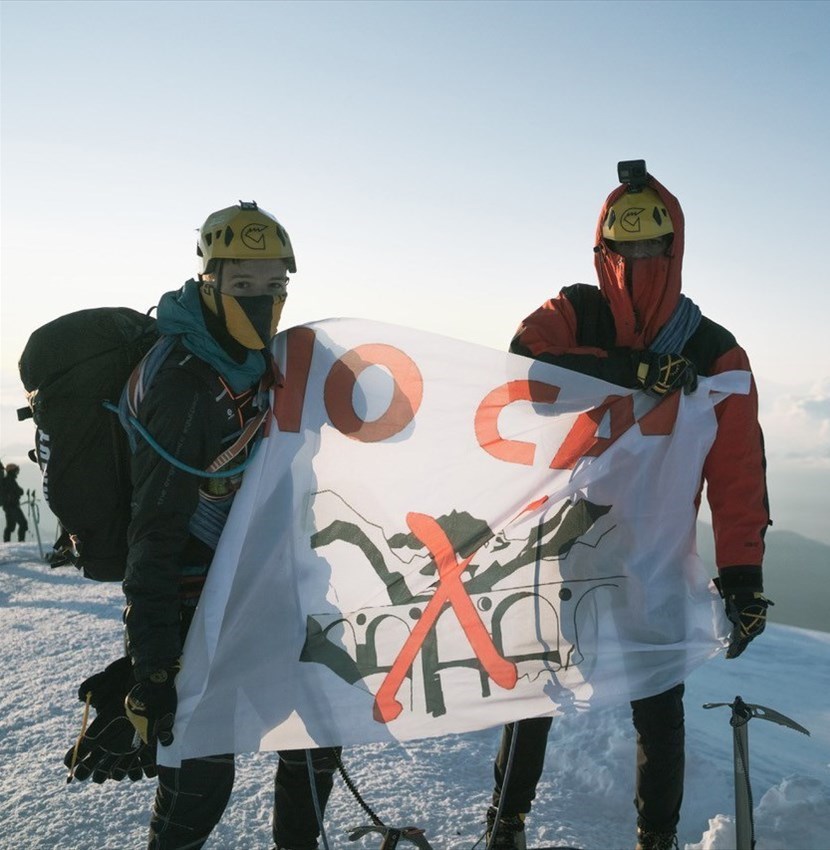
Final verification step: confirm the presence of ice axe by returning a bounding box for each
[703,696,810,850]
[336,747,435,849]
[348,824,435,849]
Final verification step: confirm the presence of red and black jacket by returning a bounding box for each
[511,176,769,593]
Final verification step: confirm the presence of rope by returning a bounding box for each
[484,722,521,850]
[305,750,331,850]
[334,747,385,827]
[649,295,702,354]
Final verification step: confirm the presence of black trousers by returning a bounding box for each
[148,747,341,850]
[493,683,685,834]
[3,506,27,542]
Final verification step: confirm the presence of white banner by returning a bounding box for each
[162,319,745,766]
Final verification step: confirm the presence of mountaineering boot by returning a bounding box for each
[486,806,527,850]
[635,827,679,850]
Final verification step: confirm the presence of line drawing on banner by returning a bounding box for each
[300,489,622,723]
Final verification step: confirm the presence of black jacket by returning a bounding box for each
[1,474,23,511]
[123,341,262,679]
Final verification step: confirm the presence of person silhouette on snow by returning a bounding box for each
[484,162,772,850]
[2,463,29,543]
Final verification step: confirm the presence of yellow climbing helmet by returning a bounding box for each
[601,187,673,242]
[197,201,296,273]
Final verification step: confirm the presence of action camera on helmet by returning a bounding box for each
[617,159,648,192]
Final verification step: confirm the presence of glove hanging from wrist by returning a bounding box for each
[65,709,155,783]
[636,351,698,396]
[64,655,157,783]
[125,666,179,747]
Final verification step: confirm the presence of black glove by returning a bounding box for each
[64,710,153,783]
[724,591,773,659]
[125,668,178,747]
[636,351,698,396]
[45,528,78,570]
[64,656,157,783]
[76,655,133,707]
[45,547,79,569]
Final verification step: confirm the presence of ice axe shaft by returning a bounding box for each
[733,715,752,850]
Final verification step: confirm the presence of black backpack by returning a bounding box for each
[18,308,158,581]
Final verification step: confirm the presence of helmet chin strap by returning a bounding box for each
[213,262,228,325]
[201,262,229,327]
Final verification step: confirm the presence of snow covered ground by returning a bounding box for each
[1,543,828,850]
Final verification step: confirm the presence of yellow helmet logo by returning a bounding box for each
[241,223,268,251]
[602,187,673,242]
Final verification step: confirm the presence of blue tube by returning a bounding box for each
[103,401,259,479]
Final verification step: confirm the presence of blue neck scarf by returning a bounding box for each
[156,280,267,393]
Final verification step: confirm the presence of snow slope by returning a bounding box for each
[1,544,828,850]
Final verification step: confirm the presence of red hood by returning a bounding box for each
[593,175,685,349]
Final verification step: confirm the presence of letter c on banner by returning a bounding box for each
[324,344,423,442]
[475,380,561,464]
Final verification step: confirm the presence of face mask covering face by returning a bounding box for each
[222,293,285,349]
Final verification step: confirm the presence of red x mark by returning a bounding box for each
[373,511,518,723]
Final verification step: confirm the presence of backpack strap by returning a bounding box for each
[119,335,178,453]
[560,283,616,348]
[114,336,269,479]
[204,405,268,473]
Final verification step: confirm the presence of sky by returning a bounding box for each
[2,545,829,849]
[2,0,830,543]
